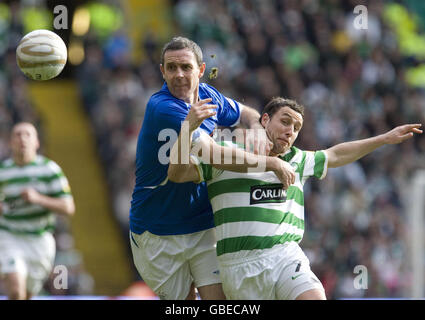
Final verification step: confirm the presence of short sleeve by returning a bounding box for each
[46,160,73,198]
[302,150,328,180]
[200,84,241,127]
[153,98,188,133]
[218,97,242,127]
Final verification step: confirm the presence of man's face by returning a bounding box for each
[10,123,39,158]
[160,48,205,102]
[261,106,303,155]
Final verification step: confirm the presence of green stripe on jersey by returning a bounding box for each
[3,190,70,203]
[0,224,54,235]
[199,162,214,181]
[208,178,271,200]
[214,207,304,229]
[287,185,304,206]
[2,210,50,220]
[280,147,297,163]
[296,151,307,177]
[314,151,326,178]
[216,233,303,256]
[0,158,49,169]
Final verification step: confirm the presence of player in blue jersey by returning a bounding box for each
[129,37,296,300]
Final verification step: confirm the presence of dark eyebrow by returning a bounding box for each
[165,61,193,66]
[281,113,303,125]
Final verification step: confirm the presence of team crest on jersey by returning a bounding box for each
[250,184,286,205]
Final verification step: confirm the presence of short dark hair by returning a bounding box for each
[260,97,304,121]
[161,36,203,66]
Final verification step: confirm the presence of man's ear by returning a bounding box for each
[260,113,270,128]
[35,138,40,151]
[198,62,206,78]
[159,64,165,79]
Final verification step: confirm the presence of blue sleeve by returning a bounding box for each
[134,97,188,188]
[202,84,241,127]
[152,98,188,133]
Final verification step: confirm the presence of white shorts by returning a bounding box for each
[0,230,56,295]
[130,228,221,300]
[219,241,324,300]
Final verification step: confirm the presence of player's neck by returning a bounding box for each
[13,153,36,166]
[269,151,284,157]
[269,147,290,158]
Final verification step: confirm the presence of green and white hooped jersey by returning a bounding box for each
[196,142,328,261]
[0,155,72,235]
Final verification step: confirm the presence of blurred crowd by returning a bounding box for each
[0,2,93,297]
[76,0,425,298]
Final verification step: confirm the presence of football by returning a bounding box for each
[16,29,67,81]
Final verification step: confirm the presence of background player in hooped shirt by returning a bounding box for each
[168,97,422,300]
[0,122,75,300]
[129,37,296,300]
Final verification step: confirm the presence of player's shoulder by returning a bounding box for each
[199,82,223,101]
[148,88,186,113]
[279,146,301,162]
[35,155,63,173]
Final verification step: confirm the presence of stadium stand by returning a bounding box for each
[1,0,425,299]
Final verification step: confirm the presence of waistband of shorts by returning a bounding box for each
[217,242,295,267]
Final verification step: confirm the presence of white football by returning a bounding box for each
[16,29,67,81]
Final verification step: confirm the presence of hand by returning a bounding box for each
[21,188,41,205]
[270,158,296,190]
[382,124,422,144]
[245,124,273,155]
[186,98,217,132]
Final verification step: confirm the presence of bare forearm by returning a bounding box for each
[205,142,276,172]
[168,122,200,182]
[326,135,385,168]
[239,103,261,129]
[203,143,294,188]
[326,123,423,168]
[36,195,75,216]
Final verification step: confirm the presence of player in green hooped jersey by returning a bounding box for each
[168,97,422,300]
[0,123,75,300]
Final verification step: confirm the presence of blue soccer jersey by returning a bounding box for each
[130,82,241,235]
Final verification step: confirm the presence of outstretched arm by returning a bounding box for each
[168,99,295,187]
[326,124,422,168]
